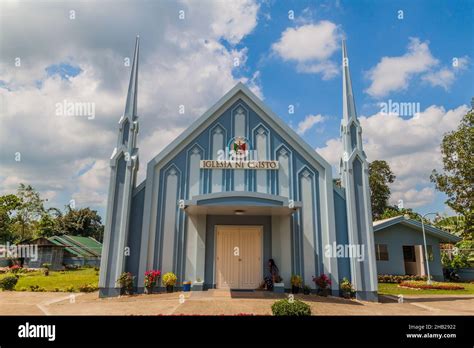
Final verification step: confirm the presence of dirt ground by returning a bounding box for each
[0,290,473,316]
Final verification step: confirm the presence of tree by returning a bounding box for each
[380,206,428,223]
[59,207,104,242]
[434,215,465,238]
[0,194,21,243]
[12,184,45,242]
[36,208,63,238]
[430,109,474,239]
[369,160,396,220]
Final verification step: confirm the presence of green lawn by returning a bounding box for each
[0,268,99,292]
[378,282,474,295]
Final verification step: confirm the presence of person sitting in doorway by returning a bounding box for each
[262,258,282,291]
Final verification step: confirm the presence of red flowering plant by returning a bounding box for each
[313,274,332,289]
[144,270,161,288]
[9,265,22,274]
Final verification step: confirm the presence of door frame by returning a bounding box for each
[214,225,264,289]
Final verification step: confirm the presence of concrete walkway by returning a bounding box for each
[0,290,473,315]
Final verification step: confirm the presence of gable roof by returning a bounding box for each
[48,235,102,258]
[373,215,461,243]
[146,82,332,173]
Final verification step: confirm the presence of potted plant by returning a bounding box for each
[144,270,161,294]
[313,273,331,297]
[340,277,354,299]
[303,285,311,295]
[192,277,204,291]
[290,275,302,294]
[42,263,51,276]
[162,272,177,293]
[182,280,192,292]
[116,272,134,295]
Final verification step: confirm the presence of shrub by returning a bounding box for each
[117,272,134,294]
[399,281,464,290]
[0,275,19,290]
[78,283,98,293]
[29,285,46,292]
[378,274,427,283]
[144,270,161,288]
[19,287,28,292]
[9,265,22,274]
[65,285,76,292]
[313,274,332,289]
[340,278,354,293]
[271,299,311,316]
[290,275,303,287]
[162,272,177,287]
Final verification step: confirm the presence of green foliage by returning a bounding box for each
[378,274,428,283]
[379,206,428,224]
[441,250,470,270]
[13,184,46,242]
[65,285,76,292]
[430,109,474,239]
[0,184,105,243]
[58,207,104,242]
[0,194,21,243]
[117,272,134,294]
[434,215,466,238]
[271,299,311,316]
[369,160,396,220]
[340,277,354,293]
[29,285,46,292]
[78,283,98,292]
[36,208,62,238]
[0,275,19,290]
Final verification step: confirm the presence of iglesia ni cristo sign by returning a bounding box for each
[199,136,279,170]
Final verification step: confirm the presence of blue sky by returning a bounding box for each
[240,0,473,145]
[0,0,472,219]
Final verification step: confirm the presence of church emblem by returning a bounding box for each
[229,136,249,160]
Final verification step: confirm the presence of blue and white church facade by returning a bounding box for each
[99,37,378,301]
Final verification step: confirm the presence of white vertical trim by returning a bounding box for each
[161,168,179,274]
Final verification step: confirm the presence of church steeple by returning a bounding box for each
[339,39,378,301]
[99,36,141,297]
[124,35,139,120]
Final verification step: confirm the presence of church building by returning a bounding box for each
[98,37,378,301]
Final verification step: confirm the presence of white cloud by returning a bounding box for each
[422,56,469,90]
[0,0,261,214]
[365,38,438,98]
[296,114,325,135]
[271,21,341,79]
[316,104,469,209]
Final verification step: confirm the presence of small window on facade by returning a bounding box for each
[403,245,416,262]
[375,244,389,261]
[426,245,434,262]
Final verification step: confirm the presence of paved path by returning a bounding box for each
[0,290,473,315]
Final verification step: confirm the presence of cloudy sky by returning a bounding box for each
[0,0,472,219]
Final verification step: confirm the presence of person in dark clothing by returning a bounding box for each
[262,259,281,290]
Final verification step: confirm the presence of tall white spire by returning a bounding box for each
[124,35,139,120]
[342,39,358,123]
[339,39,378,301]
[99,36,141,297]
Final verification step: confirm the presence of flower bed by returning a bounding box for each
[378,274,427,283]
[399,281,465,290]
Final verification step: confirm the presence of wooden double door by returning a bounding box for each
[215,226,262,289]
